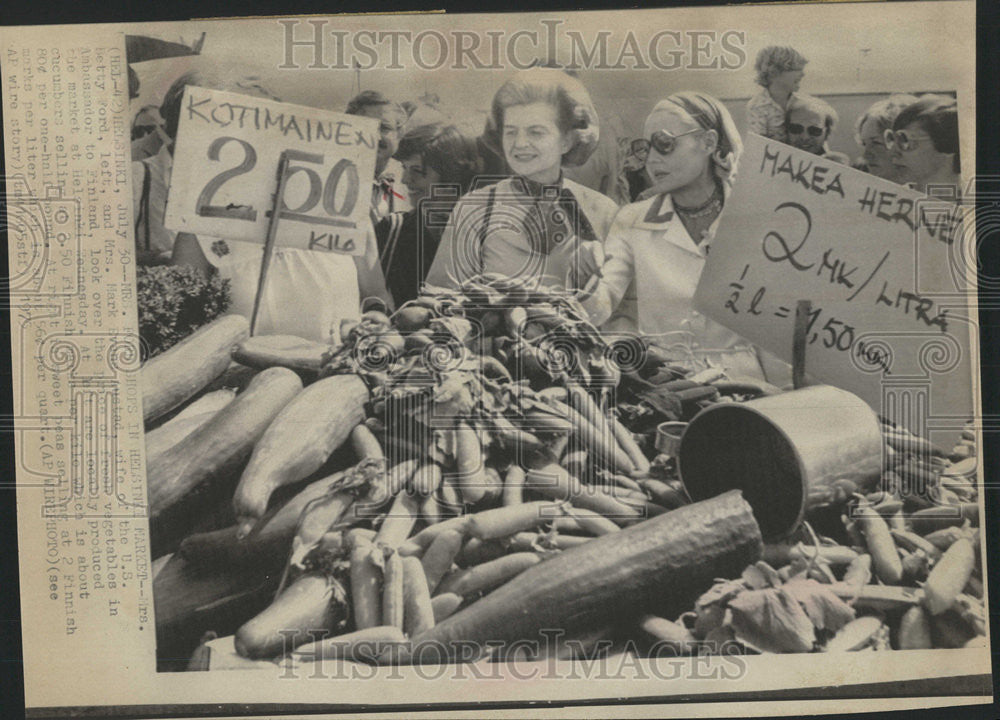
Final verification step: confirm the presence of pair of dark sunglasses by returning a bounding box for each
[787,122,825,137]
[648,128,701,155]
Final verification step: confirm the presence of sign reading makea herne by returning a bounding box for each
[165,86,379,256]
[694,133,974,448]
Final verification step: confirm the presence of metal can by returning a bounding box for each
[678,385,883,541]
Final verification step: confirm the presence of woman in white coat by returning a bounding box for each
[578,92,785,382]
[425,68,619,291]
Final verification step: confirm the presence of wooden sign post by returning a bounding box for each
[249,152,292,335]
[792,299,811,390]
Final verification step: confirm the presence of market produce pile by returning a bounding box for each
[145,276,985,671]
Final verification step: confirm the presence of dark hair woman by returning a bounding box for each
[424,67,619,290]
[376,123,484,305]
[854,94,918,183]
[887,95,961,193]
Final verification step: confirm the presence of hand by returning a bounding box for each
[567,240,604,289]
[568,241,609,302]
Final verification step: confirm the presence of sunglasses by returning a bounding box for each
[648,128,702,155]
[883,128,928,152]
[787,123,825,138]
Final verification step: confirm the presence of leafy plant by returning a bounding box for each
[137,264,231,359]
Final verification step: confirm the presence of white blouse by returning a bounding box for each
[196,236,364,344]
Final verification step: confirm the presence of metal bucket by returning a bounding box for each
[678,385,883,541]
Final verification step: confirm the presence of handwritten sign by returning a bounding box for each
[695,134,974,448]
[164,86,379,256]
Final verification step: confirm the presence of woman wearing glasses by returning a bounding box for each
[886,95,961,194]
[853,94,918,184]
[424,68,619,290]
[577,92,783,381]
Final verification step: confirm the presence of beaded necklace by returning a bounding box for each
[674,182,723,245]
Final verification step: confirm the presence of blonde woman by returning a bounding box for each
[578,92,785,381]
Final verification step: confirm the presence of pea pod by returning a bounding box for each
[897,606,933,649]
[852,495,903,585]
[401,556,435,637]
[502,466,526,507]
[922,538,975,615]
[842,553,872,587]
[347,529,382,630]
[381,549,405,632]
[824,616,884,652]
[890,529,942,560]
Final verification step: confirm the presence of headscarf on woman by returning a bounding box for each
[639,91,743,201]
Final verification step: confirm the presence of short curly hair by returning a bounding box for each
[854,94,919,146]
[482,67,600,168]
[754,46,808,88]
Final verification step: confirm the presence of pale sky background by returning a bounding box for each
[124,1,974,158]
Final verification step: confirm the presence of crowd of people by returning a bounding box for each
[744,46,960,193]
[131,47,962,383]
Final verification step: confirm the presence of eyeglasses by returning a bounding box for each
[787,123,825,138]
[883,128,929,152]
[648,128,703,155]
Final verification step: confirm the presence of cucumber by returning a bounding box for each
[142,314,250,424]
[148,367,303,553]
[232,333,332,375]
[233,374,369,538]
[399,490,761,662]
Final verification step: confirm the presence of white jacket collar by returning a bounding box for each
[632,191,725,257]
[633,193,676,230]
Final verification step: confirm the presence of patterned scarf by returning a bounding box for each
[511,175,601,256]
